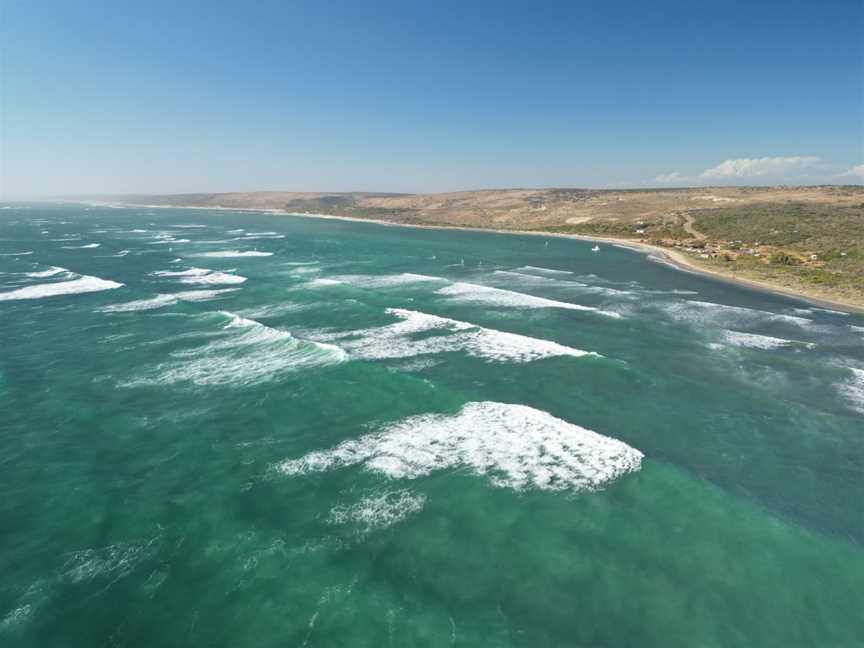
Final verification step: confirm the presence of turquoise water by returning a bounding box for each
[0,203,862,647]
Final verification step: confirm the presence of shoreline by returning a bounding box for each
[71,200,864,315]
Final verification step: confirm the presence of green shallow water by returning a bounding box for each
[0,204,862,647]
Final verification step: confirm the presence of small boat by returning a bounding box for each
[591,245,600,252]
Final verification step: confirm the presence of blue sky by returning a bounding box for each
[1,0,861,196]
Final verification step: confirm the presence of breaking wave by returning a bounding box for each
[193,250,273,258]
[277,402,643,492]
[717,330,813,350]
[328,273,445,289]
[152,267,246,285]
[311,308,599,363]
[99,289,239,312]
[436,282,621,317]
[122,312,346,387]
[0,273,123,301]
[24,266,67,278]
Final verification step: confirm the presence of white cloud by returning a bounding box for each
[840,163,864,178]
[700,156,820,179]
[654,171,686,183]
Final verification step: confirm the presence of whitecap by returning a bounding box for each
[436,282,621,318]
[152,267,246,285]
[0,251,32,256]
[99,288,239,312]
[193,250,273,258]
[716,330,813,350]
[179,271,246,285]
[237,302,308,318]
[24,266,67,278]
[518,265,574,275]
[328,273,446,289]
[312,308,599,363]
[0,274,123,301]
[301,278,344,288]
[60,243,100,249]
[123,312,346,387]
[100,294,179,312]
[147,238,191,245]
[663,300,812,329]
[278,402,643,492]
[151,267,211,277]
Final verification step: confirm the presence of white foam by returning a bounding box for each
[61,540,157,584]
[60,243,100,249]
[302,278,344,288]
[313,308,598,363]
[662,299,813,330]
[24,266,67,278]
[113,250,130,257]
[100,294,179,312]
[193,250,273,258]
[718,330,812,350]
[237,301,308,318]
[123,312,346,387]
[278,402,643,492]
[99,290,239,312]
[152,267,246,285]
[0,274,123,301]
[240,232,286,240]
[0,251,32,256]
[839,368,864,414]
[174,224,207,228]
[147,238,191,245]
[792,307,849,317]
[179,271,246,285]
[328,273,446,289]
[436,282,621,317]
[174,288,241,302]
[328,489,425,531]
[519,265,574,275]
[689,300,812,325]
[152,267,211,277]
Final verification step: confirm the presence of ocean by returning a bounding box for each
[1,203,862,647]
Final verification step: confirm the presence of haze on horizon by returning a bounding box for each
[1,0,862,198]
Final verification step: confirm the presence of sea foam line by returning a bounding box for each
[277,401,643,492]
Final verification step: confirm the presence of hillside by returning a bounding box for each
[84,185,864,308]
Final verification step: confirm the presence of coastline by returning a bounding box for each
[72,200,864,315]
